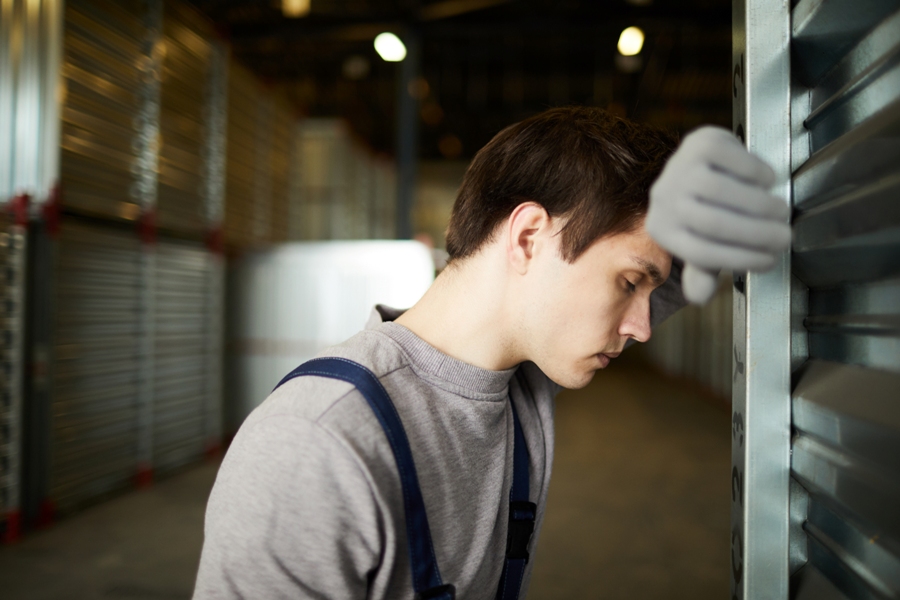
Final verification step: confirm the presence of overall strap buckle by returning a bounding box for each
[506,501,537,561]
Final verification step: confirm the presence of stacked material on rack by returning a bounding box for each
[293,119,398,241]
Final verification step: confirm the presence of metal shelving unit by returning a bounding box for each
[51,221,143,512]
[152,239,213,473]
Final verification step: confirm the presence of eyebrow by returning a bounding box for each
[631,256,665,286]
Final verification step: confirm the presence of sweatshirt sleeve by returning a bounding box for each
[193,414,382,600]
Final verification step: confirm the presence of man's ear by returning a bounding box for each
[506,202,552,275]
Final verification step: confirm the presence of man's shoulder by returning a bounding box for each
[244,327,408,429]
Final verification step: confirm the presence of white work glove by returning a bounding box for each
[646,126,791,304]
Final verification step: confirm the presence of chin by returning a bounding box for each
[547,367,597,390]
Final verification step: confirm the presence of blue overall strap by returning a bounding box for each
[275,358,455,600]
[495,399,536,600]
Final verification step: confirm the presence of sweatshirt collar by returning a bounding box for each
[366,305,516,397]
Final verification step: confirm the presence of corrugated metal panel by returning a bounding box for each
[0,214,26,538]
[51,221,142,513]
[59,0,144,221]
[156,0,212,235]
[152,238,210,473]
[789,1,900,598]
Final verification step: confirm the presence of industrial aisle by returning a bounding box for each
[0,358,729,600]
[528,357,731,600]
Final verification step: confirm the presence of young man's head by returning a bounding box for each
[444,107,678,388]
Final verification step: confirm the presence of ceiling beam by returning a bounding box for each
[418,0,515,21]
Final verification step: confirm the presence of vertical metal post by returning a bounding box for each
[731,0,792,597]
[12,0,41,196]
[136,0,162,485]
[395,29,421,240]
[8,0,63,530]
[0,0,17,201]
[203,40,227,455]
[38,0,62,201]
[2,219,27,541]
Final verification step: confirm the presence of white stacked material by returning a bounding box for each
[230,241,434,424]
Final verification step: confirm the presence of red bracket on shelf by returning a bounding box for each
[204,438,223,461]
[2,510,22,544]
[136,463,154,489]
[42,183,61,236]
[9,193,30,227]
[138,209,157,245]
[205,225,225,255]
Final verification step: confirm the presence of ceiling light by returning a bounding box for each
[283,0,310,18]
[617,26,645,56]
[374,32,407,62]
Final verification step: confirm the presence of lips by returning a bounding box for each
[596,351,621,368]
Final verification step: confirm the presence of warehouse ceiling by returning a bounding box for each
[188,0,733,159]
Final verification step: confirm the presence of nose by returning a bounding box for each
[618,296,652,343]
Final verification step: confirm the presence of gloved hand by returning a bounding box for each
[646,126,791,304]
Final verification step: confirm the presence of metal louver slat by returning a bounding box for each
[152,239,211,473]
[792,361,900,534]
[51,221,142,514]
[788,1,900,598]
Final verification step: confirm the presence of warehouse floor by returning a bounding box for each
[0,357,731,600]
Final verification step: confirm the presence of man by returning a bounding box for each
[193,107,789,599]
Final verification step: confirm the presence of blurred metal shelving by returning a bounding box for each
[0,213,27,542]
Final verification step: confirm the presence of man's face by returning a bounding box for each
[521,220,671,389]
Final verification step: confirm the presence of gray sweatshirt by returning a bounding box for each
[195,269,685,599]
[194,306,558,599]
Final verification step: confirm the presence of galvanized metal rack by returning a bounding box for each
[0,0,63,540]
[733,0,900,598]
[42,0,229,515]
[0,212,27,542]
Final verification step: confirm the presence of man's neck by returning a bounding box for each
[394,255,523,372]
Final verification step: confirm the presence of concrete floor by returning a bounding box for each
[528,359,731,600]
[0,464,218,600]
[0,359,730,599]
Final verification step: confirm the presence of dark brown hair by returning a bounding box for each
[445,106,678,262]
